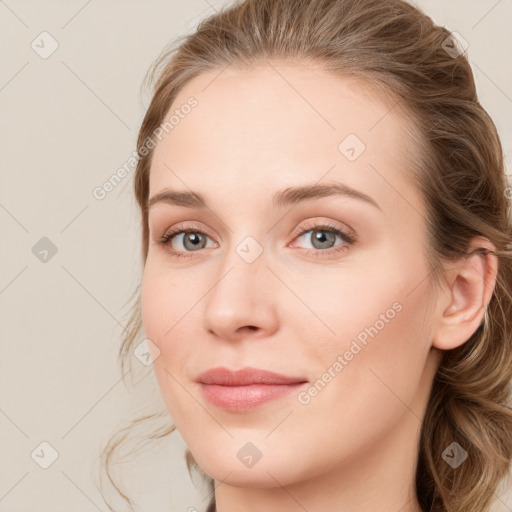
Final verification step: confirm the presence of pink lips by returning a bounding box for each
[196,367,308,412]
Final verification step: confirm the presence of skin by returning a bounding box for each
[141,60,497,512]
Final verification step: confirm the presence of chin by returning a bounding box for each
[192,449,300,488]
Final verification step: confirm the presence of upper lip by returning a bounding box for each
[196,367,308,386]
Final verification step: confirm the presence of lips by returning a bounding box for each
[196,367,308,412]
[196,366,307,386]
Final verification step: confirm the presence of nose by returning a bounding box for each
[201,245,279,342]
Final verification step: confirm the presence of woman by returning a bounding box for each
[101,0,512,510]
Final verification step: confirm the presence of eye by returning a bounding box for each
[156,220,356,260]
[157,224,217,259]
[291,221,356,257]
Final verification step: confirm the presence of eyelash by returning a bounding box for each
[156,221,357,260]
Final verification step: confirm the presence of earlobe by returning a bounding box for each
[432,238,498,351]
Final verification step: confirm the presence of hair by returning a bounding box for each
[98,0,512,511]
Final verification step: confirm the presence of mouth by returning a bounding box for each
[196,366,309,412]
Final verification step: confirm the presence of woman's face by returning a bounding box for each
[141,61,442,492]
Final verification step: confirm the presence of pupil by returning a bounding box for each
[313,230,334,249]
[184,232,205,250]
[189,233,200,245]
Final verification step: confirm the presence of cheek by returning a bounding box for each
[141,269,168,344]
[283,261,403,350]
[140,266,191,380]
[140,266,201,424]
[140,261,200,343]
[290,254,431,403]
[287,293,430,474]
[140,260,214,366]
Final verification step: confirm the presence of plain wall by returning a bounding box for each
[1,1,511,511]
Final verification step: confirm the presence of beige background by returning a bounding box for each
[1,1,511,511]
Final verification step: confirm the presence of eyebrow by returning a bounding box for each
[147,182,381,212]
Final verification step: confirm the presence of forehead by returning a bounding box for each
[149,60,422,216]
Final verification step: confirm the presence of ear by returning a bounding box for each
[432,237,498,351]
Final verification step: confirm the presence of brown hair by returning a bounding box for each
[98,1,512,511]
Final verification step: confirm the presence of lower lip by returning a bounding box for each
[199,382,307,412]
